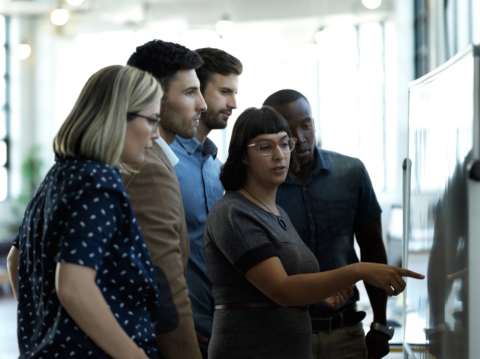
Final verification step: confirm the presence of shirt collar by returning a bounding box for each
[175,136,218,159]
[311,147,330,177]
[155,136,179,167]
[285,147,330,184]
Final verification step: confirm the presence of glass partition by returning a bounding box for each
[405,45,476,359]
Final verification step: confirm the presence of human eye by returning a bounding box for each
[259,143,273,152]
[280,141,290,149]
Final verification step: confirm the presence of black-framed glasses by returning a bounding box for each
[247,138,297,156]
[127,112,161,134]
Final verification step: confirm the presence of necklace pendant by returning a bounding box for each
[278,217,287,231]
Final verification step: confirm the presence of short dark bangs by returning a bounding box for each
[221,106,299,191]
[242,106,291,145]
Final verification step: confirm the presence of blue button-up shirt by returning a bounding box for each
[171,136,224,352]
[276,148,382,317]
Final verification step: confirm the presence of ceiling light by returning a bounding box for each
[216,20,235,38]
[66,0,84,5]
[50,9,70,26]
[14,44,31,60]
[362,0,382,9]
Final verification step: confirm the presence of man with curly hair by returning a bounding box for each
[123,40,207,359]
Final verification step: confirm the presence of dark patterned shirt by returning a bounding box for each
[12,156,160,359]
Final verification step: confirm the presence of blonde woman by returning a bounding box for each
[7,65,163,359]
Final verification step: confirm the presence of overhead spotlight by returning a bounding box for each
[314,28,325,45]
[66,0,84,5]
[14,43,31,60]
[50,8,70,26]
[216,15,235,38]
[362,0,382,9]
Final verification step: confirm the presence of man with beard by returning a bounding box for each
[264,90,392,359]
[123,40,207,359]
[170,47,242,359]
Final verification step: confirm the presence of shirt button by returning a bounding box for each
[312,239,317,243]
[309,212,313,217]
[198,146,202,150]
[303,187,307,191]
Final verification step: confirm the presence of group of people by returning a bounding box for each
[6,39,424,359]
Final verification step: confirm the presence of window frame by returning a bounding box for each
[1,14,10,201]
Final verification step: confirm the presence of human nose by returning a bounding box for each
[297,131,307,144]
[228,95,237,109]
[272,144,285,160]
[197,93,207,113]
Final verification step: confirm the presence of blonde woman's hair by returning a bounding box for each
[53,65,163,168]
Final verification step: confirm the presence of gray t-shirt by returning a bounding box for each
[204,191,319,359]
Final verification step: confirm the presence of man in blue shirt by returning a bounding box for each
[171,48,243,358]
[264,90,391,359]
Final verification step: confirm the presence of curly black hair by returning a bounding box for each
[263,89,309,107]
[127,39,203,94]
[220,106,299,191]
[194,48,243,93]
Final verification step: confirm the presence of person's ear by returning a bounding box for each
[242,155,248,166]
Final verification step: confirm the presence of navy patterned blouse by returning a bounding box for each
[12,156,160,359]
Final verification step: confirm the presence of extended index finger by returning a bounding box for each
[398,268,425,279]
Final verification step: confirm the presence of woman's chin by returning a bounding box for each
[269,175,288,188]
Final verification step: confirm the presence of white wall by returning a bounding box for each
[0,1,414,242]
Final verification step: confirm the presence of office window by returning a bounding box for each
[0,15,8,201]
[318,22,394,192]
[414,0,428,79]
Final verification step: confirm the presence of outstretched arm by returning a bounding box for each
[244,256,423,308]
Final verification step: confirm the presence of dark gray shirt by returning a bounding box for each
[204,191,319,359]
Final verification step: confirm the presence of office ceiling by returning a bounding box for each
[1,0,394,28]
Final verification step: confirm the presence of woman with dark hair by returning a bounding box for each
[203,106,424,359]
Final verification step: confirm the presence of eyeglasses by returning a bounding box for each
[127,112,161,134]
[247,138,297,156]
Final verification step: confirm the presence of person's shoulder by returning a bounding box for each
[319,149,365,171]
[205,193,253,238]
[208,192,248,217]
[58,157,124,193]
[125,142,174,180]
[319,149,360,163]
[209,191,235,211]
